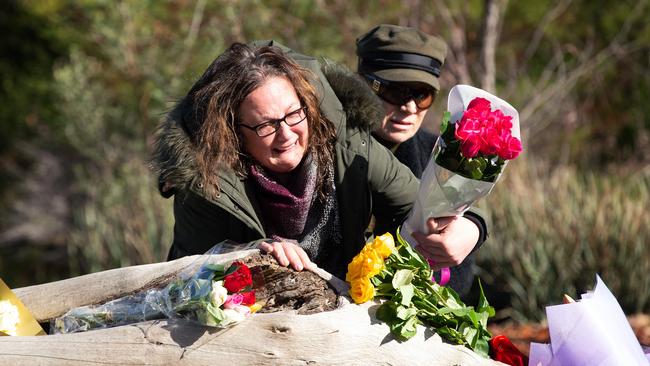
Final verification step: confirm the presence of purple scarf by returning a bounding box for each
[248,156,342,275]
[248,158,318,240]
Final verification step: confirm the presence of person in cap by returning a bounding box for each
[356,24,486,297]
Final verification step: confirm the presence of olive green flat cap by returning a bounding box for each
[356,24,447,90]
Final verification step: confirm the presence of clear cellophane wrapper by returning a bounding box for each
[52,240,260,334]
[402,84,520,248]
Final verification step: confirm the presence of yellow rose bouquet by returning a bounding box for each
[346,231,494,357]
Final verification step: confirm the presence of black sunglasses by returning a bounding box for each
[364,74,436,110]
[237,106,308,137]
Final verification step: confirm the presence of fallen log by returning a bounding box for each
[2,250,503,365]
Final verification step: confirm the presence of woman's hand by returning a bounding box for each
[411,216,479,271]
[258,240,314,271]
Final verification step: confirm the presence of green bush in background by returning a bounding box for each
[478,160,650,321]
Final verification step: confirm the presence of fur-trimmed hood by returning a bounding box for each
[319,59,383,131]
[150,59,383,197]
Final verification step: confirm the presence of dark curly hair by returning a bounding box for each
[172,43,337,199]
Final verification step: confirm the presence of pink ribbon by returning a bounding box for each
[427,258,450,286]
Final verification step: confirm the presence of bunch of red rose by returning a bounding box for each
[454,97,522,161]
[435,96,522,182]
[489,335,529,366]
[223,261,256,306]
[224,261,252,292]
[199,260,260,327]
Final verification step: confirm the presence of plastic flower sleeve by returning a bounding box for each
[529,275,650,366]
[52,240,261,334]
[401,84,520,249]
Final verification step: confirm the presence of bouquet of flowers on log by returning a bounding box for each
[52,243,263,334]
[346,231,495,357]
[401,85,522,256]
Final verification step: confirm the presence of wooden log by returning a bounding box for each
[3,250,504,365]
[0,303,502,365]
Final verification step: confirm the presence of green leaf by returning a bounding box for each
[398,284,414,306]
[390,314,420,340]
[473,338,490,358]
[439,111,451,135]
[395,228,424,265]
[224,263,240,275]
[374,282,394,296]
[206,302,225,324]
[204,263,226,273]
[477,278,490,312]
[412,298,438,313]
[375,302,397,323]
[435,326,464,345]
[461,324,479,347]
[372,227,495,357]
[396,305,418,320]
[392,269,414,289]
[439,287,464,309]
[465,158,485,180]
[370,276,383,287]
[478,311,490,329]
[400,315,419,339]
[437,306,471,319]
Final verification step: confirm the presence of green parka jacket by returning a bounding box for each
[152,42,486,279]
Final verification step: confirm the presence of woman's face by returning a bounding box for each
[237,76,309,174]
[374,82,431,144]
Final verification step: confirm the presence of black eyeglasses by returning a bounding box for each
[237,106,308,137]
[364,73,436,110]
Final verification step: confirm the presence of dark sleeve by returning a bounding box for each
[414,129,437,173]
[393,129,437,179]
[169,189,262,260]
[367,136,420,236]
[463,207,489,254]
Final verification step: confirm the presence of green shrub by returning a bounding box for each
[478,158,650,321]
[53,46,174,275]
[66,158,173,274]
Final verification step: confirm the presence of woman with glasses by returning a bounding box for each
[153,41,429,279]
[355,24,487,297]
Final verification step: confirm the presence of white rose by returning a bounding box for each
[210,281,228,308]
[0,300,19,336]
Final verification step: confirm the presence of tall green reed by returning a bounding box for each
[54,49,174,275]
[478,158,650,321]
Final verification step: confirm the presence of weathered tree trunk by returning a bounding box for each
[2,250,503,365]
[480,0,507,93]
